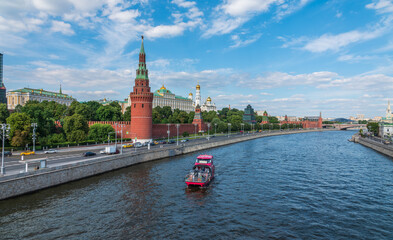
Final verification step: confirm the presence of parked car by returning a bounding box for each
[44,149,57,154]
[4,151,12,157]
[134,142,143,148]
[122,143,133,148]
[21,150,35,156]
[180,139,189,143]
[100,150,106,154]
[153,141,159,145]
[83,152,96,157]
[168,140,176,144]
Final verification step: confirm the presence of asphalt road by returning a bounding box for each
[1,130,297,176]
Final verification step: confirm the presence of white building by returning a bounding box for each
[189,83,217,112]
[379,123,393,139]
[7,87,75,110]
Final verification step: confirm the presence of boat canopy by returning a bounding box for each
[197,155,213,160]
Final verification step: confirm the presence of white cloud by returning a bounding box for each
[50,20,75,35]
[222,0,280,17]
[366,0,393,13]
[260,92,273,96]
[337,54,372,62]
[230,33,262,48]
[303,29,385,53]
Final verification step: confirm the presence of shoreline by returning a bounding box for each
[0,129,332,200]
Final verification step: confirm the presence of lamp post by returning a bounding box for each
[31,123,37,152]
[108,132,115,147]
[1,124,10,175]
[167,123,170,143]
[207,123,211,140]
[241,123,244,135]
[228,123,231,138]
[114,123,118,149]
[214,123,217,136]
[176,124,180,146]
[194,124,198,139]
[120,124,124,154]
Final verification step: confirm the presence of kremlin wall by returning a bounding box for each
[88,37,321,141]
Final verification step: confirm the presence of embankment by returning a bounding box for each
[0,129,327,200]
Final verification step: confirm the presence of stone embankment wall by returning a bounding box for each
[0,129,325,200]
[357,136,393,158]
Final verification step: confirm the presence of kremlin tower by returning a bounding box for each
[195,82,201,106]
[130,36,154,143]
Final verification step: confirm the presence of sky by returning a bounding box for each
[1,0,393,118]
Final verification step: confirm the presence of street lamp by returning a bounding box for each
[120,124,124,154]
[176,124,180,146]
[214,123,217,136]
[194,124,198,139]
[114,123,118,149]
[228,123,231,137]
[167,123,170,143]
[108,132,115,147]
[207,123,211,140]
[31,123,37,152]
[1,124,10,175]
[241,123,244,135]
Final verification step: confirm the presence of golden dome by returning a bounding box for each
[196,84,200,90]
[189,92,193,96]
[207,96,211,102]
[160,84,166,90]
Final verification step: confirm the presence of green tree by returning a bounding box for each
[6,112,32,147]
[21,100,56,137]
[88,124,115,142]
[63,114,89,142]
[367,122,379,136]
[123,106,131,121]
[268,116,279,123]
[0,103,9,123]
[96,105,122,121]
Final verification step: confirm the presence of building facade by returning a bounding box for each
[7,87,75,110]
[189,83,217,112]
[382,100,393,123]
[0,53,6,105]
[379,123,393,139]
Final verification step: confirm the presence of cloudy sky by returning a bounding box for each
[1,0,393,118]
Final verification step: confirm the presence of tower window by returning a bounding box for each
[134,104,136,108]
[142,104,144,108]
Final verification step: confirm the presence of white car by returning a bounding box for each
[100,150,106,154]
[180,139,188,143]
[44,149,57,154]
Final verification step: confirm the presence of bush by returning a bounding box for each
[182,131,189,137]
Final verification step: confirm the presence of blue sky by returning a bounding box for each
[1,0,393,118]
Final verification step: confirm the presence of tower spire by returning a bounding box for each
[140,35,145,55]
[59,83,62,94]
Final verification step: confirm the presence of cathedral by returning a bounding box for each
[188,83,217,112]
[383,100,393,123]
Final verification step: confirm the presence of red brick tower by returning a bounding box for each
[130,36,153,142]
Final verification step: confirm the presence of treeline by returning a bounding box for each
[0,101,130,149]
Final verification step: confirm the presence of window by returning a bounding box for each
[142,104,144,108]
[134,104,136,108]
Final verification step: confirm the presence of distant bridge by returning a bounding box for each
[323,124,367,130]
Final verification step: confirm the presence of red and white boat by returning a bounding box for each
[185,155,215,187]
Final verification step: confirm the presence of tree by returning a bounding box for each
[21,100,56,137]
[75,104,92,121]
[6,112,32,147]
[367,122,379,136]
[96,105,122,121]
[123,106,131,121]
[0,103,9,123]
[63,114,89,142]
[268,116,279,123]
[88,124,115,142]
[182,131,189,137]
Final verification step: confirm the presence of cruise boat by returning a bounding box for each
[185,155,215,187]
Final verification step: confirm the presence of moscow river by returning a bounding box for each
[0,131,392,239]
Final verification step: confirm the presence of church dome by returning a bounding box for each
[189,92,193,96]
[207,96,211,102]
[196,84,200,90]
[160,84,166,90]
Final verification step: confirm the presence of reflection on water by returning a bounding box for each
[1,131,393,239]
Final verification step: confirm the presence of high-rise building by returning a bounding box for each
[0,53,6,104]
[243,104,256,124]
[130,36,154,143]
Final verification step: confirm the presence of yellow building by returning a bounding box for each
[7,87,75,110]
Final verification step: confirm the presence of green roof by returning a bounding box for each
[10,88,74,99]
[154,88,191,101]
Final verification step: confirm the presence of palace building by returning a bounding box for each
[7,87,75,110]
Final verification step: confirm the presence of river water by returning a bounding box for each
[1,131,392,239]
